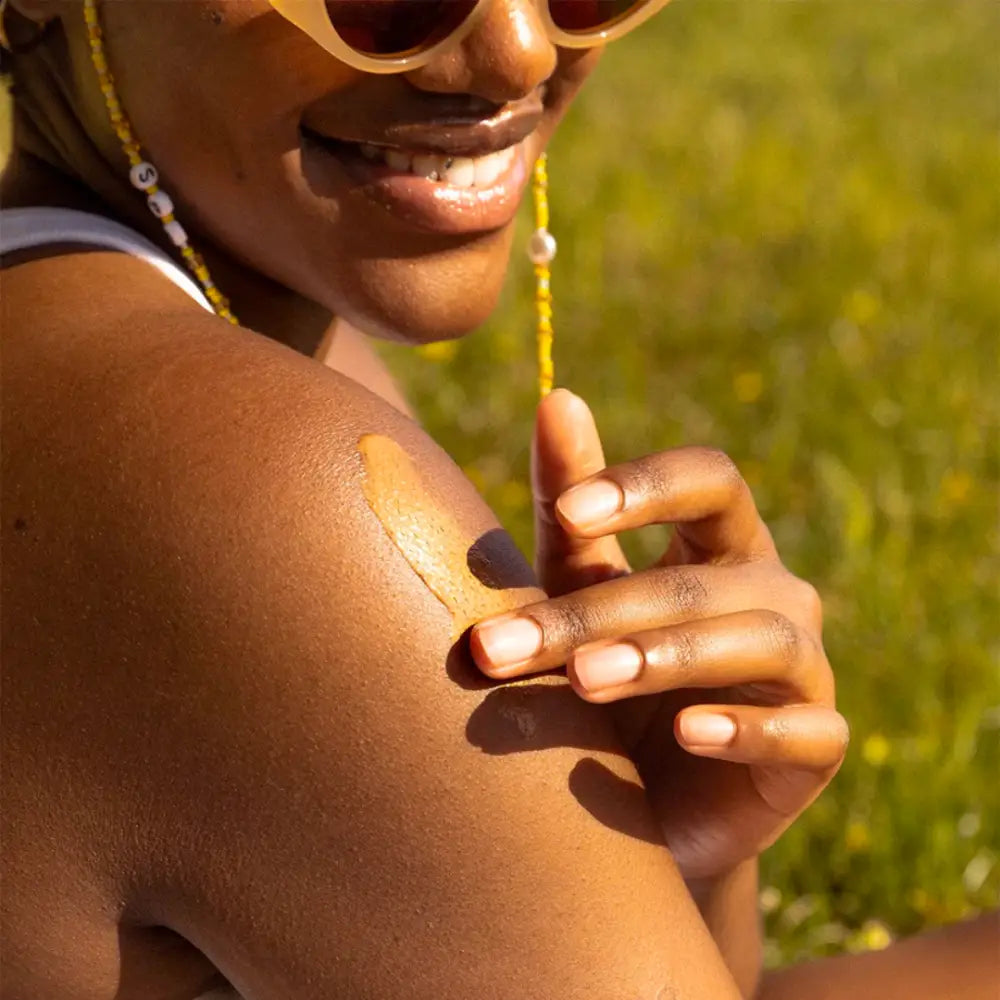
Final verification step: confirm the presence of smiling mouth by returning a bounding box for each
[298,106,535,235]
[300,127,522,190]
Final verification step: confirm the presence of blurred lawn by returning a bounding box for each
[3,0,998,969]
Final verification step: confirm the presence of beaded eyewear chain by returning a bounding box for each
[529,155,557,399]
[82,0,238,324]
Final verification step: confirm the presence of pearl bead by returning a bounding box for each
[163,220,188,247]
[147,190,174,219]
[129,161,158,191]
[527,228,557,265]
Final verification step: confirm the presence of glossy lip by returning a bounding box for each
[299,129,532,235]
[301,94,544,158]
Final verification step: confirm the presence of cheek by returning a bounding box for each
[547,48,603,119]
[101,1,350,214]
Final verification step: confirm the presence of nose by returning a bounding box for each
[406,0,557,104]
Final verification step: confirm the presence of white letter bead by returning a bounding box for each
[129,161,159,191]
[147,190,174,219]
[527,228,557,265]
[163,220,188,247]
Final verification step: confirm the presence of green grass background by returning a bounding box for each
[3,0,998,968]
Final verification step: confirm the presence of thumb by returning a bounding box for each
[532,389,629,595]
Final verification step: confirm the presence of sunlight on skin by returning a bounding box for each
[359,433,540,640]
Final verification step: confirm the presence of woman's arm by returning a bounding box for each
[757,912,999,1000]
[689,862,763,998]
[3,250,742,1000]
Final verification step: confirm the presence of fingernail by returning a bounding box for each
[573,643,643,691]
[679,713,737,748]
[557,479,624,529]
[473,616,543,668]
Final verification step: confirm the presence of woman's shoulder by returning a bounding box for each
[2,247,519,595]
[2,244,534,978]
[1,250,743,1000]
[2,248,686,1000]
[3,245,543,724]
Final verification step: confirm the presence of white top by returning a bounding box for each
[0,206,213,312]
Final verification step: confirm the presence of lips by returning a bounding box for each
[298,94,541,235]
[302,94,544,158]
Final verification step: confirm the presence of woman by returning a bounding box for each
[1,2,848,997]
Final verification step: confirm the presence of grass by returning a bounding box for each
[4,0,999,968]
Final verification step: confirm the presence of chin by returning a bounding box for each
[347,282,505,345]
[321,231,514,345]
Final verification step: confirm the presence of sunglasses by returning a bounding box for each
[267,0,670,74]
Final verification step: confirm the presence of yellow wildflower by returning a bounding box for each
[417,340,459,363]
[862,732,891,767]
[843,288,881,327]
[857,920,893,952]
[940,469,973,507]
[733,371,764,404]
[845,820,871,853]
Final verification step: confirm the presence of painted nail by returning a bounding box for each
[473,616,543,668]
[556,479,624,529]
[573,643,643,691]
[679,713,737,748]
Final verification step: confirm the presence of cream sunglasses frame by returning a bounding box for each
[267,0,671,74]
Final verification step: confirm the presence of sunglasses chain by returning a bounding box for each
[83,0,238,323]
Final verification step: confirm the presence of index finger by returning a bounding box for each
[554,446,776,562]
[532,390,630,593]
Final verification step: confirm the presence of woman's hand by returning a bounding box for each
[470,390,848,881]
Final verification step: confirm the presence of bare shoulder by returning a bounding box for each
[3,252,738,1000]
[3,247,537,670]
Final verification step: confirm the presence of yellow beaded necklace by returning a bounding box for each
[529,155,556,399]
[81,0,557,394]
[83,0,238,324]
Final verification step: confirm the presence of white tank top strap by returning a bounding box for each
[0,206,214,313]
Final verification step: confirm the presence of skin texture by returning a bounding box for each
[1,252,741,1000]
[359,433,538,640]
[2,0,843,995]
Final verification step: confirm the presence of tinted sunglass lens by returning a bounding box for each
[548,0,647,33]
[324,0,479,58]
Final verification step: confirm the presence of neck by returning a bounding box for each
[2,52,334,357]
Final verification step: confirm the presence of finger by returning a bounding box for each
[554,446,776,563]
[471,562,743,678]
[565,610,832,705]
[532,389,629,595]
[675,704,849,773]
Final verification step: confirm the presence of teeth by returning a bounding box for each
[385,149,412,172]
[473,149,513,189]
[441,157,475,188]
[369,144,517,189]
[411,153,443,180]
